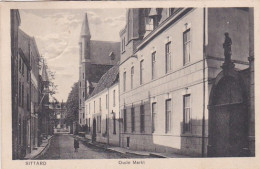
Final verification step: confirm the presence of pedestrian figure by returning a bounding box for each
[74,138,79,152]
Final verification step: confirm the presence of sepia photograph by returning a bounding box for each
[0,1,258,168]
[10,7,255,160]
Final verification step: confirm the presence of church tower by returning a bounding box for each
[79,13,91,125]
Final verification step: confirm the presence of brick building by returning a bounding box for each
[78,13,120,127]
[84,65,120,146]
[119,8,254,157]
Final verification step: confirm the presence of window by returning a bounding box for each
[131,66,134,89]
[183,94,191,133]
[79,82,81,87]
[97,115,101,133]
[80,99,81,106]
[83,113,85,119]
[152,52,156,79]
[113,90,116,107]
[113,113,116,134]
[19,81,21,105]
[105,115,108,134]
[123,72,126,92]
[83,73,85,79]
[183,29,191,65]
[131,107,135,132]
[27,69,30,82]
[140,60,144,85]
[124,108,127,132]
[22,83,24,107]
[22,63,24,75]
[94,101,96,113]
[165,99,172,133]
[83,91,84,98]
[106,94,108,109]
[166,42,172,73]
[27,93,30,111]
[152,103,157,133]
[140,104,145,132]
[88,118,91,132]
[99,98,101,111]
[121,37,126,52]
[19,57,22,72]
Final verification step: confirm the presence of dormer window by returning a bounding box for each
[109,52,115,60]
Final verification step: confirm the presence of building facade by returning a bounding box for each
[78,13,120,128]
[119,8,254,157]
[85,65,120,146]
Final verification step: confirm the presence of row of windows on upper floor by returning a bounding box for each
[122,28,191,92]
[82,89,117,115]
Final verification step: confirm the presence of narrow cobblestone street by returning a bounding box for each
[39,134,148,159]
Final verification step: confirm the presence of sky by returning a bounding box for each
[20,9,126,102]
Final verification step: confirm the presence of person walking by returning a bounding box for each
[74,138,79,152]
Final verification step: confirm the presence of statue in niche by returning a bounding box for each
[223,32,232,63]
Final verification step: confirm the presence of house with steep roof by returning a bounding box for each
[84,65,120,146]
[78,13,120,127]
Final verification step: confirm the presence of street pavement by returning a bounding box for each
[39,134,149,159]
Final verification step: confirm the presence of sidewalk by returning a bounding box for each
[74,135,191,158]
[24,135,53,160]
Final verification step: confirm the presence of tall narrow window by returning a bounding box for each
[131,66,134,89]
[99,98,101,111]
[183,29,191,65]
[27,93,30,111]
[113,113,116,134]
[140,60,144,85]
[131,107,135,132]
[152,103,157,133]
[140,104,145,132]
[106,94,108,109]
[183,94,191,133]
[165,99,172,133]
[124,108,127,132]
[166,42,172,73]
[152,52,156,79]
[19,81,21,105]
[105,115,108,134]
[83,73,85,79]
[83,91,85,98]
[123,72,126,92]
[94,101,95,113]
[22,83,24,107]
[113,90,116,107]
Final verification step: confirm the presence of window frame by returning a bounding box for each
[151,52,156,79]
[123,71,126,92]
[140,60,144,85]
[140,104,145,133]
[165,99,172,133]
[183,94,192,133]
[131,66,134,89]
[165,42,172,73]
[183,28,191,65]
[131,107,135,132]
[152,102,157,133]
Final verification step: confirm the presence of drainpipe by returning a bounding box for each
[202,7,207,157]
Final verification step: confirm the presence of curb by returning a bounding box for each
[126,151,150,157]
[34,136,54,159]
[149,153,167,158]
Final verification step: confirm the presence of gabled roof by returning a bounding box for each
[90,40,120,65]
[80,13,91,37]
[90,64,119,97]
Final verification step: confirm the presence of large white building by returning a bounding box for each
[119,8,254,157]
[84,65,120,146]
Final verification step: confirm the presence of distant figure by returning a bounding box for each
[74,138,79,152]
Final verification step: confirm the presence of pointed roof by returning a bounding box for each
[80,13,91,37]
[41,60,49,82]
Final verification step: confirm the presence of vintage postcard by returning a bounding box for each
[1,1,260,169]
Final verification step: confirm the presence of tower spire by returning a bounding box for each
[80,13,91,38]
